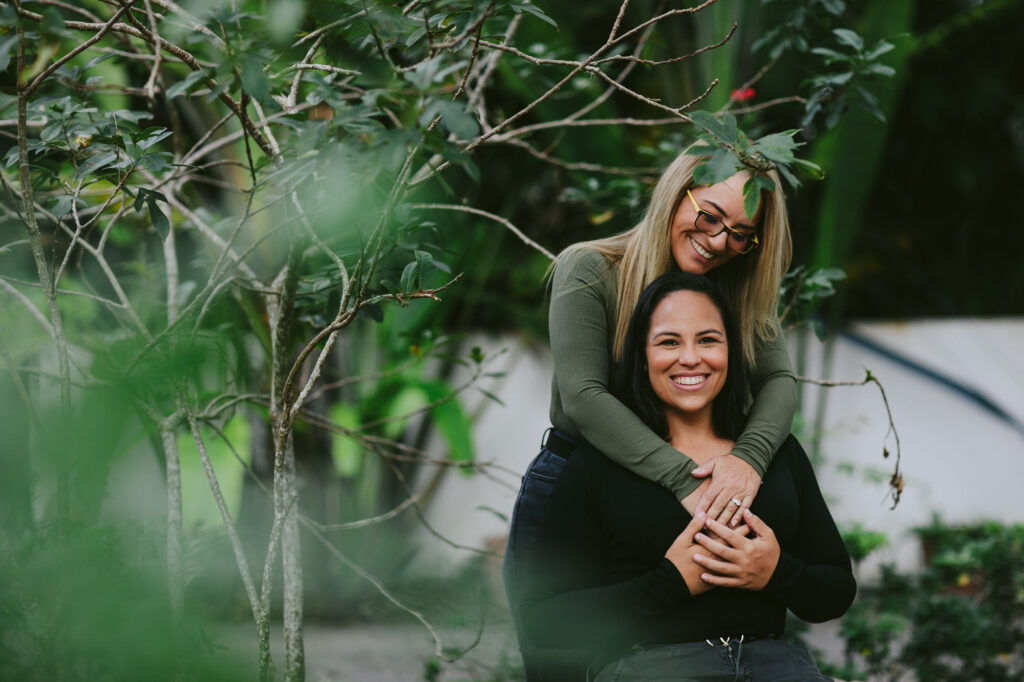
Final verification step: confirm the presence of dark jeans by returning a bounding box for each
[594,639,832,682]
[503,430,584,681]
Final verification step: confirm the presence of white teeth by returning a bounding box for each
[672,376,705,386]
[690,236,712,259]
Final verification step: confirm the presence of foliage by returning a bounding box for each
[0,0,909,679]
[689,110,824,219]
[779,265,846,338]
[803,28,898,128]
[817,519,1024,681]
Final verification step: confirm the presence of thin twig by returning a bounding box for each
[412,204,554,260]
[797,371,903,509]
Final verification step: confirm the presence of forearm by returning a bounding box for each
[765,552,856,622]
[550,250,701,498]
[731,327,796,476]
[730,373,797,476]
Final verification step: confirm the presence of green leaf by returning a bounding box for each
[240,56,271,102]
[434,101,480,139]
[833,28,864,52]
[792,158,825,181]
[817,0,846,15]
[328,402,362,477]
[692,148,738,186]
[147,196,170,240]
[750,132,800,164]
[743,174,775,220]
[133,188,149,212]
[74,152,118,180]
[400,260,420,292]
[509,3,558,29]
[865,63,896,78]
[166,68,208,99]
[864,40,895,61]
[0,33,18,73]
[476,387,505,407]
[421,381,474,472]
[811,47,850,63]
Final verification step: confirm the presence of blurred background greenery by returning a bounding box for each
[1,0,1022,680]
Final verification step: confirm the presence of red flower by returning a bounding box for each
[730,88,756,103]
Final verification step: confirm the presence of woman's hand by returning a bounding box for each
[692,509,780,591]
[690,454,761,527]
[664,515,715,596]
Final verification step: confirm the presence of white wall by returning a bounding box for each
[415,319,1024,577]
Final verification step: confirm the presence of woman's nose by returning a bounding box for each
[707,229,730,253]
[677,344,699,365]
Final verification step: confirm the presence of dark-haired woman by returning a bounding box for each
[519,273,855,681]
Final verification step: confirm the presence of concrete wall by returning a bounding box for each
[414,319,1024,577]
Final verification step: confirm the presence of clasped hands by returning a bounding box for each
[664,508,780,596]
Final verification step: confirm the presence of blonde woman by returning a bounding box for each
[504,149,796,680]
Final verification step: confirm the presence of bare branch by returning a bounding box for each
[498,137,660,177]
[185,405,261,615]
[23,4,134,97]
[797,372,903,509]
[0,279,55,337]
[412,204,554,260]
[309,496,418,532]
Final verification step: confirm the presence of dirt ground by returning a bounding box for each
[220,621,522,682]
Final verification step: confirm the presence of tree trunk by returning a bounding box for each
[160,421,184,617]
[279,434,305,682]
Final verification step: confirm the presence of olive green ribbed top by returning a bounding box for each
[548,248,797,500]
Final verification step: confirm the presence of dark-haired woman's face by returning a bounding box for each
[645,290,728,418]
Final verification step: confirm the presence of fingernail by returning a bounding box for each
[695,533,704,541]
[694,554,703,562]
[696,511,705,520]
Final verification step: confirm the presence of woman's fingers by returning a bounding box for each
[691,455,761,527]
[692,552,737,576]
[734,493,756,527]
[702,517,749,548]
[742,508,774,539]
[705,489,736,526]
[681,513,706,542]
[699,572,743,588]
[693,531,737,561]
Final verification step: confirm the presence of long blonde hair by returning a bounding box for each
[559,149,792,366]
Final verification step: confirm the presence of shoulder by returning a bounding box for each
[769,435,819,489]
[554,246,615,280]
[551,247,618,302]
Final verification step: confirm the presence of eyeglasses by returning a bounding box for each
[685,190,760,255]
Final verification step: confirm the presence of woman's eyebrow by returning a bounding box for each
[704,199,755,230]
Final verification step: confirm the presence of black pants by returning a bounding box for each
[503,429,587,681]
[595,639,832,681]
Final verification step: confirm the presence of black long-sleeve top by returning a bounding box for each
[519,436,855,662]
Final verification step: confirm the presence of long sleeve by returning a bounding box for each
[519,451,692,650]
[763,438,856,623]
[548,249,702,499]
[729,325,797,477]
[548,249,795,499]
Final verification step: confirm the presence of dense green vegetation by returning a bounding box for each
[0,0,1019,680]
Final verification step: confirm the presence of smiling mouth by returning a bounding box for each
[689,236,713,259]
[672,375,707,387]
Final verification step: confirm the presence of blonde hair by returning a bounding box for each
[559,149,792,366]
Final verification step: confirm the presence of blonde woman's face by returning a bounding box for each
[670,171,759,275]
